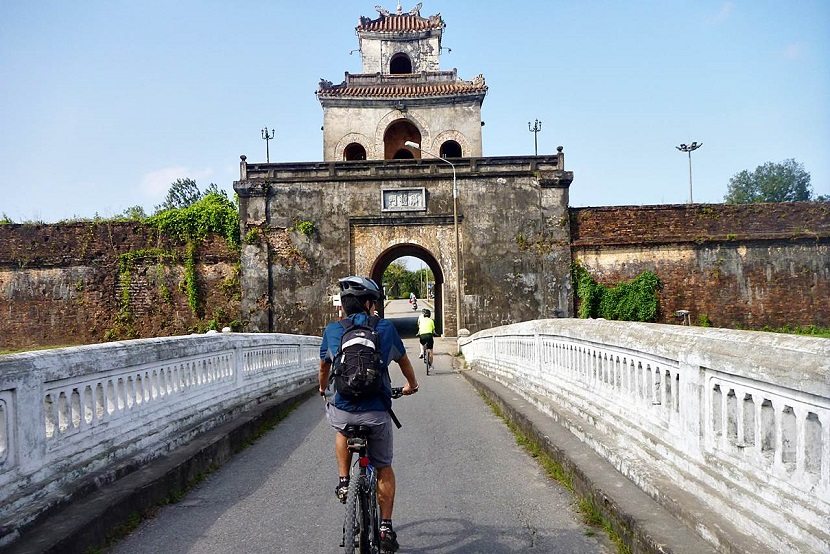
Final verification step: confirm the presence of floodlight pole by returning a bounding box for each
[261,126,275,163]
[405,140,462,335]
[675,141,702,203]
[528,119,542,156]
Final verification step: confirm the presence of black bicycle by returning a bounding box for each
[423,344,433,376]
[341,387,404,554]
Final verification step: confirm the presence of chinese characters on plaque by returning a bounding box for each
[381,188,426,212]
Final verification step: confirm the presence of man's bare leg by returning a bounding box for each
[336,432,351,476]
[376,465,396,520]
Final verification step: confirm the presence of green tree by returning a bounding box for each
[203,182,229,201]
[724,159,812,203]
[382,260,409,299]
[155,178,203,212]
[121,205,147,221]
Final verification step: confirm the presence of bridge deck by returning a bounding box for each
[111,334,610,553]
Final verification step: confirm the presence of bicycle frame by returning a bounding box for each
[424,346,433,375]
[340,388,403,554]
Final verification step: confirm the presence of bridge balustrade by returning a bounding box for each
[460,319,829,553]
[0,333,320,546]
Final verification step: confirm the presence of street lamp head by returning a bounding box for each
[676,141,702,153]
[404,140,420,149]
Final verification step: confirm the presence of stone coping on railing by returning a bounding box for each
[0,332,321,546]
[459,319,830,553]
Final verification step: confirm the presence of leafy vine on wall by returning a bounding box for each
[573,263,662,322]
[105,193,241,340]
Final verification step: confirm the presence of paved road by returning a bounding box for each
[111,301,610,553]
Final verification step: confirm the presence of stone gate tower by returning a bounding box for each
[318,3,487,161]
[235,3,574,338]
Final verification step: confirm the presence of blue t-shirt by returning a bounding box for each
[320,313,406,412]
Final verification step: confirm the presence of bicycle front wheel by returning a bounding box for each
[343,475,361,554]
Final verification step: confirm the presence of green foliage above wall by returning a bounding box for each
[147,192,239,247]
[573,264,661,322]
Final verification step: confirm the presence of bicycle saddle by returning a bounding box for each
[343,424,372,438]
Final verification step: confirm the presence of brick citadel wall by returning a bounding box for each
[570,202,830,328]
[0,223,240,350]
[1,202,827,351]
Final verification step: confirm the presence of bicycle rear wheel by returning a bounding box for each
[357,482,372,553]
[343,476,361,554]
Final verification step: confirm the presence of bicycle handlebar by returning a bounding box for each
[323,386,413,399]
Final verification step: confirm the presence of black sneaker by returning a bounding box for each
[379,524,399,552]
[335,482,349,504]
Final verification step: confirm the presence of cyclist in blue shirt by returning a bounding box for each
[319,276,418,553]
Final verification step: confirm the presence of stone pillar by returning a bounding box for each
[236,160,271,333]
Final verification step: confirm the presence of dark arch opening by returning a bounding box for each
[343,142,367,161]
[393,148,414,159]
[389,53,413,74]
[383,119,421,160]
[371,244,444,337]
[440,140,462,158]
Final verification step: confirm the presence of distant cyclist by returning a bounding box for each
[417,308,436,366]
[319,276,419,552]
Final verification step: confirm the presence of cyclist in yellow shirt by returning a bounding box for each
[417,308,436,370]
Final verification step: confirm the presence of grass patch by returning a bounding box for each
[760,325,830,338]
[0,344,78,356]
[481,393,631,554]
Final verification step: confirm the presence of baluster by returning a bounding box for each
[735,387,745,447]
[0,400,6,463]
[95,382,106,420]
[720,386,729,449]
[773,400,783,469]
[822,413,830,487]
[44,393,56,440]
[82,385,94,427]
[795,407,806,476]
[674,372,680,414]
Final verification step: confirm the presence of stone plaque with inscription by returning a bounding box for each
[380,188,426,212]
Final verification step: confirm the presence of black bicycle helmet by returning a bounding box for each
[422,308,431,317]
[338,276,382,301]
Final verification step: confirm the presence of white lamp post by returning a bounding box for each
[404,140,462,335]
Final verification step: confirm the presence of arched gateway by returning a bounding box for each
[371,244,444,335]
[233,4,574,337]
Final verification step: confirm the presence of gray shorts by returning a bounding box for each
[326,403,393,468]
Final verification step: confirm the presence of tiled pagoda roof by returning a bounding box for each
[317,74,487,100]
[356,9,444,33]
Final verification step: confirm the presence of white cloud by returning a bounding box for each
[139,166,215,197]
[711,1,734,24]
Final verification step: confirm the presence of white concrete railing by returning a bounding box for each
[460,319,830,554]
[0,332,320,544]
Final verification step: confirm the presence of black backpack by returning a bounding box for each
[331,315,383,400]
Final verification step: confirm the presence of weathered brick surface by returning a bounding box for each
[571,203,830,328]
[570,202,830,245]
[0,223,239,350]
[1,202,827,349]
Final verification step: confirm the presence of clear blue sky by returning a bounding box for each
[1,1,828,223]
